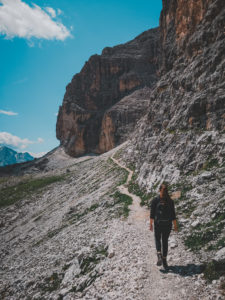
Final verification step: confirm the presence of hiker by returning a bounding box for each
[149,182,178,270]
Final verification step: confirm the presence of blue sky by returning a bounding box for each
[0,0,162,157]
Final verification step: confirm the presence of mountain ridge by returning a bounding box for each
[0,146,34,167]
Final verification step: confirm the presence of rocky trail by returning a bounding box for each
[107,153,224,300]
[0,145,224,300]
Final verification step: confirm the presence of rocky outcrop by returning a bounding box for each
[159,0,213,71]
[98,87,152,153]
[56,28,160,156]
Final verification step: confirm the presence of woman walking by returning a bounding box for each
[149,182,178,270]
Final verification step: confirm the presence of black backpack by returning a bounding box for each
[155,197,172,226]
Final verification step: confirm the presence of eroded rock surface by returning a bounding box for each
[56,28,160,156]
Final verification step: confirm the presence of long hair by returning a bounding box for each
[159,182,173,207]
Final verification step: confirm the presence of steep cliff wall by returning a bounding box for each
[123,0,225,185]
[56,28,160,156]
[159,0,213,72]
[120,0,225,260]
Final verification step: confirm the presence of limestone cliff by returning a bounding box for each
[123,0,225,183]
[56,28,160,156]
[120,0,225,260]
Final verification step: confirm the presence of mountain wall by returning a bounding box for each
[120,0,225,260]
[56,28,160,156]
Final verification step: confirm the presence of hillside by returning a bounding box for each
[0,145,223,299]
[1,0,225,298]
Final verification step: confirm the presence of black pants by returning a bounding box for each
[154,222,172,257]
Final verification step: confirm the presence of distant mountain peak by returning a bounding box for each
[0,146,34,167]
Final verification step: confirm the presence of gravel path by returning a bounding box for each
[105,154,223,300]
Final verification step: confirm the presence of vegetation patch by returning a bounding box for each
[106,191,132,218]
[66,203,100,225]
[184,213,225,251]
[107,157,129,186]
[70,245,108,293]
[0,175,66,207]
[47,224,68,238]
[113,148,124,160]
[207,237,225,251]
[203,260,225,282]
[168,181,192,202]
[202,158,220,171]
[79,246,108,275]
[128,172,154,208]
[70,270,99,293]
[39,272,63,293]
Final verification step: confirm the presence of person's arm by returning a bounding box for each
[173,219,178,232]
[171,200,178,232]
[150,218,154,231]
[149,198,157,231]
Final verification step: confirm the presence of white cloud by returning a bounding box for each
[57,9,62,16]
[37,137,44,143]
[0,132,44,149]
[45,7,56,18]
[27,151,47,158]
[0,0,71,41]
[0,109,18,116]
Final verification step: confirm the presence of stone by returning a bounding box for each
[191,220,200,228]
[62,259,81,286]
[214,247,225,262]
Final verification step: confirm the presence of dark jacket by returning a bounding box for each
[150,196,176,221]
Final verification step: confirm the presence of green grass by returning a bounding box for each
[0,175,66,207]
[202,158,219,170]
[127,163,135,171]
[128,173,156,208]
[67,203,100,225]
[109,191,132,218]
[184,212,225,251]
[106,157,129,186]
[39,272,63,293]
[69,246,108,293]
[207,237,225,251]
[187,157,220,176]
[79,246,108,275]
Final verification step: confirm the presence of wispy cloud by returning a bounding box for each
[45,7,56,18]
[0,0,71,41]
[0,109,18,116]
[0,132,44,149]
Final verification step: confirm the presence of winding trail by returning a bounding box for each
[111,155,149,223]
[110,154,218,300]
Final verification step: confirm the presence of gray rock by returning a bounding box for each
[214,247,225,262]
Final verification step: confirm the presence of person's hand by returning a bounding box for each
[150,223,153,232]
[174,225,178,232]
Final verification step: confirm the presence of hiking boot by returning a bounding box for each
[162,257,168,270]
[156,252,162,266]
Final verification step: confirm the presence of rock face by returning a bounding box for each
[98,87,152,152]
[120,0,225,259]
[56,28,160,156]
[0,146,34,167]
